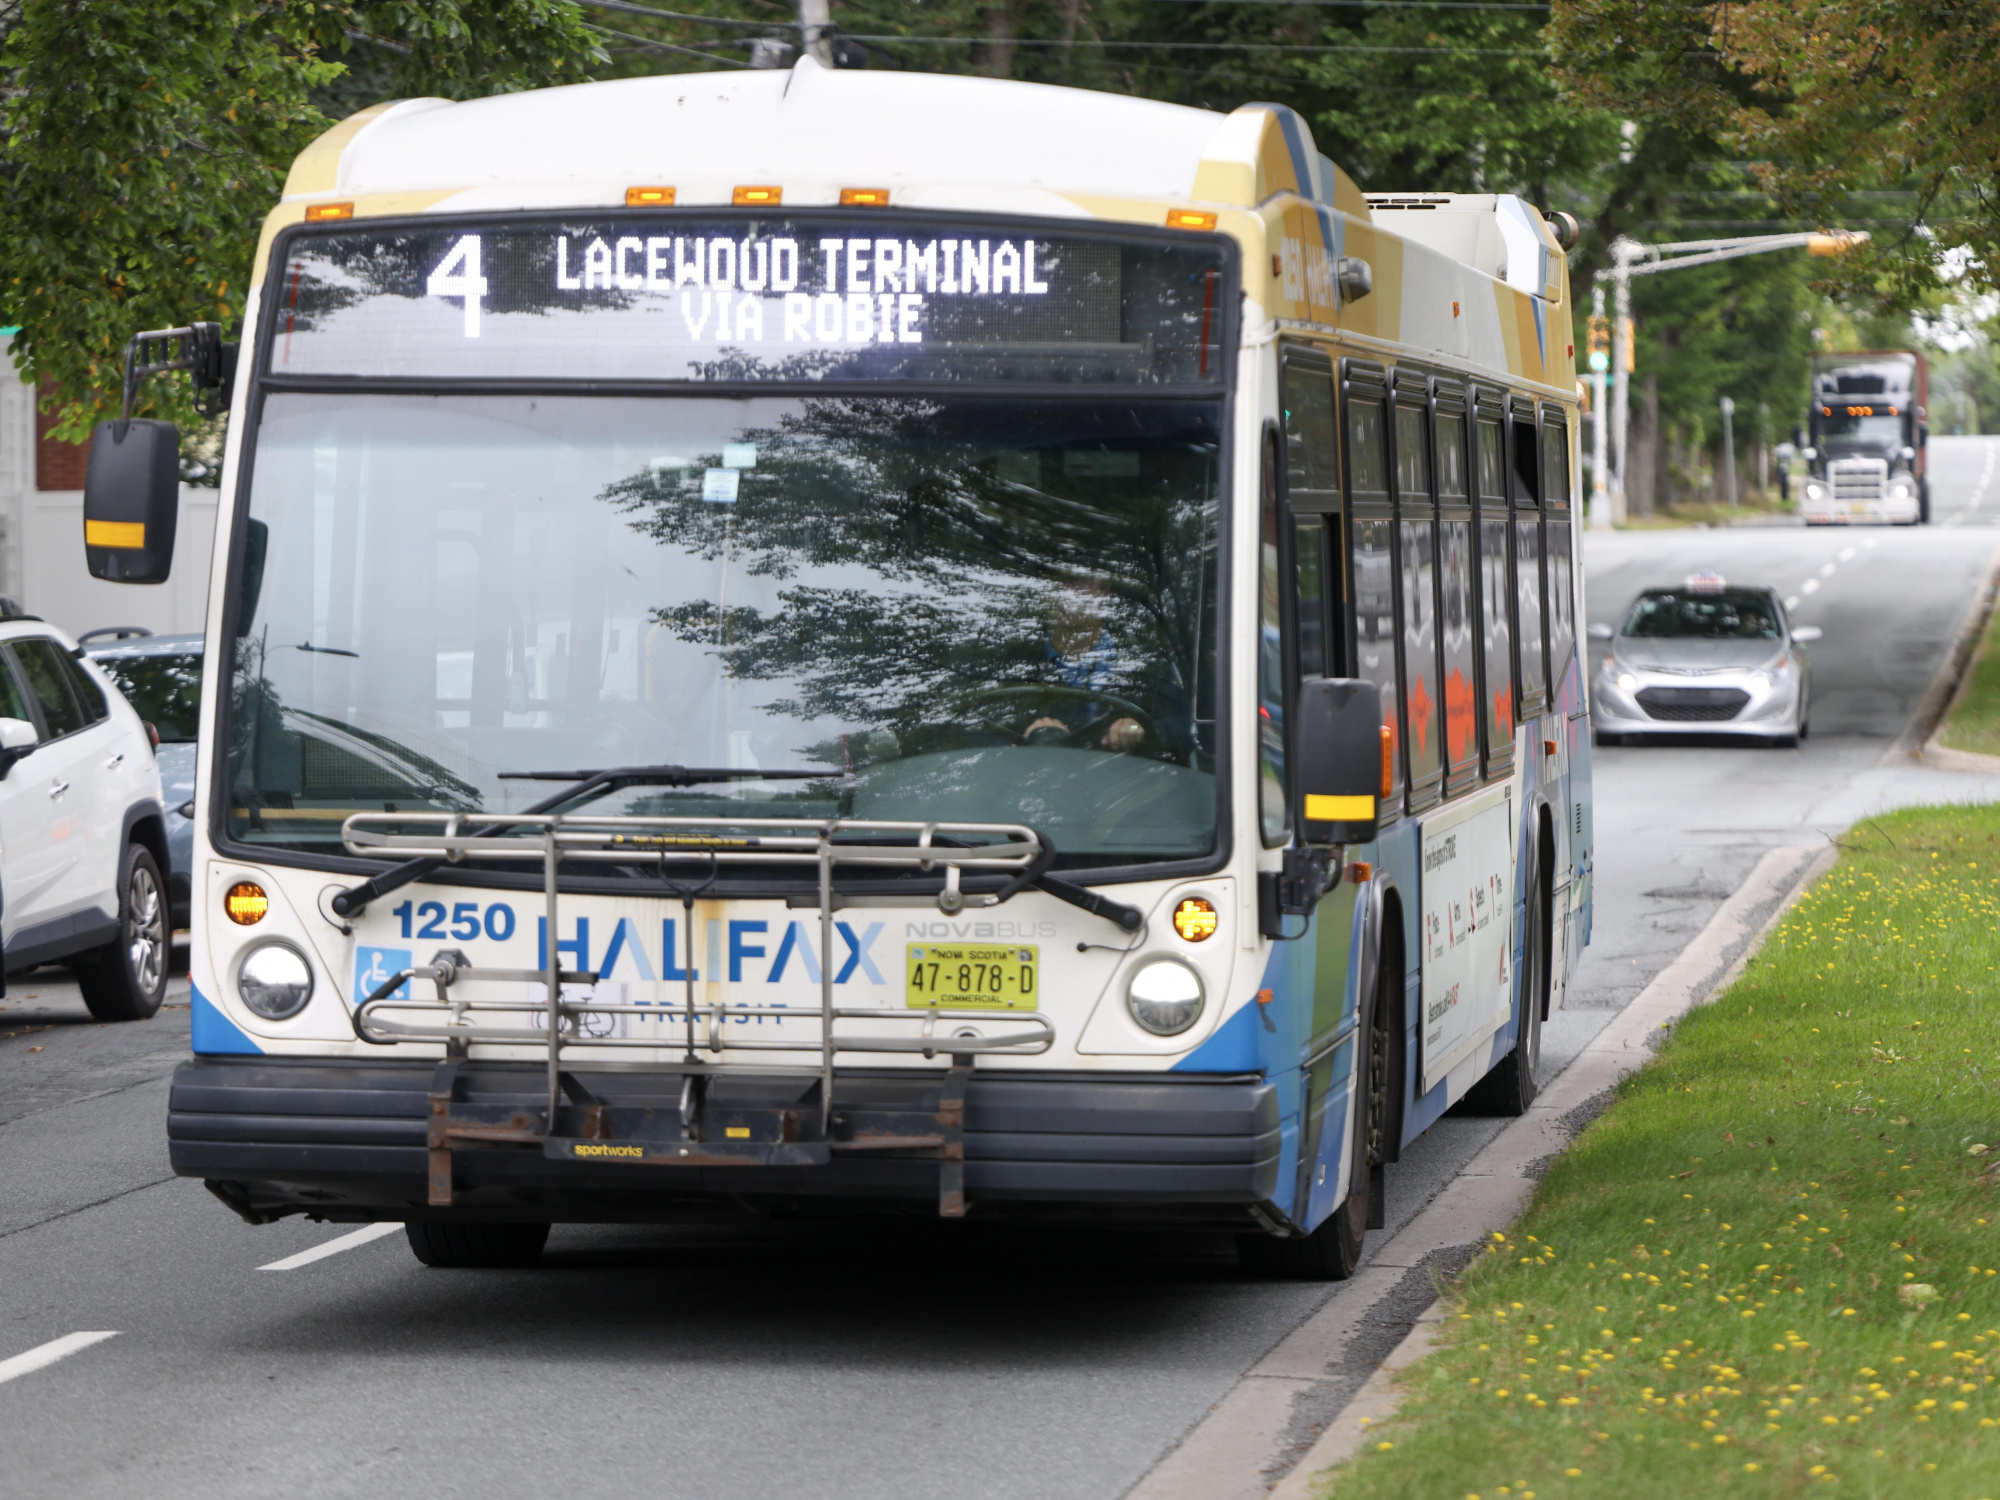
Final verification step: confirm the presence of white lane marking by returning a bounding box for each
[1801,578,1821,595]
[1969,444,1998,513]
[1818,562,1837,578]
[1785,595,1801,609]
[1838,546,1857,561]
[258,1221,403,1271]
[0,1331,119,1388]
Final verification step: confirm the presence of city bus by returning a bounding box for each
[85,60,1592,1274]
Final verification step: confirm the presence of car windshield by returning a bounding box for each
[1622,589,1781,640]
[226,392,1221,867]
[93,651,202,741]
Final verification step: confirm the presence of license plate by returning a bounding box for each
[906,943,1038,1010]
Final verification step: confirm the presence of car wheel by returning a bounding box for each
[404,1221,550,1268]
[75,844,169,1022]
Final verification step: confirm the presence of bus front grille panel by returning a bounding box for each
[1636,686,1750,722]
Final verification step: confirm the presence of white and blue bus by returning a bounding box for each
[85,62,1592,1273]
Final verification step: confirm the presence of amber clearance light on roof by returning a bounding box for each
[626,185,676,207]
[732,185,782,206]
[225,881,269,926]
[840,187,891,207]
[304,202,354,222]
[1165,209,1218,231]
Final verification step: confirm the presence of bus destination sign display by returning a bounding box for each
[268,218,1228,385]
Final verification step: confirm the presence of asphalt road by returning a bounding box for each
[5,437,2000,1500]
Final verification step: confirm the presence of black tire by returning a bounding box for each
[1919,480,1931,525]
[404,1221,550,1268]
[1593,731,1622,748]
[1238,957,1390,1280]
[75,844,169,1022]
[1460,849,1549,1117]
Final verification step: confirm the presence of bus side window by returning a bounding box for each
[1259,424,1289,846]
[1474,412,1514,774]
[1394,399,1441,806]
[1436,399,1479,793]
[1344,375,1401,808]
[1541,418,1575,684]
[1282,350,1342,681]
[1511,411,1547,718]
[1296,517,1326,679]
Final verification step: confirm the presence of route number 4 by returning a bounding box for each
[428,234,487,338]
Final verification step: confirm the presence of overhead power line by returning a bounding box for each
[578,0,795,31]
[847,35,1543,55]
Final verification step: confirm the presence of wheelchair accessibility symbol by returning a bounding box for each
[354,946,411,1007]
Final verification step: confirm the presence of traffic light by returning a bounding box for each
[1616,316,1635,374]
[1586,315,1609,373]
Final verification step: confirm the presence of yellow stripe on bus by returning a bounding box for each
[1304,794,1375,821]
[84,520,145,549]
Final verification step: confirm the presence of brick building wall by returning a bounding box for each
[34,378,91,491]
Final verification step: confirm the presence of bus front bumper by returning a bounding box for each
[169,1057,1283,1226]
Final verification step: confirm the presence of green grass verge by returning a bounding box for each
[1315,805,2000,1500]
[1938,605,2000,757]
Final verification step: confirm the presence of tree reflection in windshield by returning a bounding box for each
[226,393,1220,863]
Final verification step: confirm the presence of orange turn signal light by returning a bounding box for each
[1380,725,1394,798]
[626,185,676,206]
[1165,209,1218,231]
[840,187,891,207]
[1172,897,1218,942]
[305,202,354,223]
[733,185,781,206]
[226,881,269,926]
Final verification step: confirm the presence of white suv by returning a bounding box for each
[0,615,170,1020]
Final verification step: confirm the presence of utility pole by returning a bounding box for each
[1609,238,1635,530]
[1607,230,1866,524]
[1588,282,1610,531]
[798,0,834,65]
[1718,395,1738,508]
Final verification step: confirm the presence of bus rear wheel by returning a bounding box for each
[1237,955,1390,1281]
[404,1221,550,1268]
[1461,851,1550,1117]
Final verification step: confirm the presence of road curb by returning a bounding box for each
[1900,533,2000,764]
[1123,844,1833,1500]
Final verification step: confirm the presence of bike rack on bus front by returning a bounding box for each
[340,812,1055,1217]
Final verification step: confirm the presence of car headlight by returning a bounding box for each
[1616,671,1639,693]
[1804,481,1825,501]
[238,940,315,1020]
[1126,956,1205,1036]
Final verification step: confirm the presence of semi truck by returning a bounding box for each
[1798,350,1928,524]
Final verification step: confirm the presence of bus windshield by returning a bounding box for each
[225,392,1221,866]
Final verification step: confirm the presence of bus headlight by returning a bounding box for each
[238,941,315,1020]
[1126,957,1205,1036]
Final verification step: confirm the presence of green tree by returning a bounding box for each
[0,0,602,440]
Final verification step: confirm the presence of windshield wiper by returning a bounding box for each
[329,763,836,919]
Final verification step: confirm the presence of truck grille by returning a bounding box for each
[1830,458,1888,503]
[1636,686,1750,722]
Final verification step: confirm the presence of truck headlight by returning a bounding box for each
[1804,481,1826,501]
[1126,957,1205,1036]
[1890,478,1913,500]
[238,941,315,1020]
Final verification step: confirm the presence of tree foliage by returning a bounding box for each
[0,1,601,439]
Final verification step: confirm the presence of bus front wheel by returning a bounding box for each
[404,1221,550,1268]
[1237,954,1390,1281]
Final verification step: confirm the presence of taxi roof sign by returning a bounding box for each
[1683,569,1727,594]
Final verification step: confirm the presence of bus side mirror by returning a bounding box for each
[83,419,180,584]
[1294,677,1383,847]
[0,717,37,778]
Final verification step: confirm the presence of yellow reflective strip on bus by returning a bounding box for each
[1304,794,1374,821]
[84,520,145,549]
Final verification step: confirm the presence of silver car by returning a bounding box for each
[1589,574,1819,747]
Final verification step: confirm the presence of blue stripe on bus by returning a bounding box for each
[190,983,264,1055]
